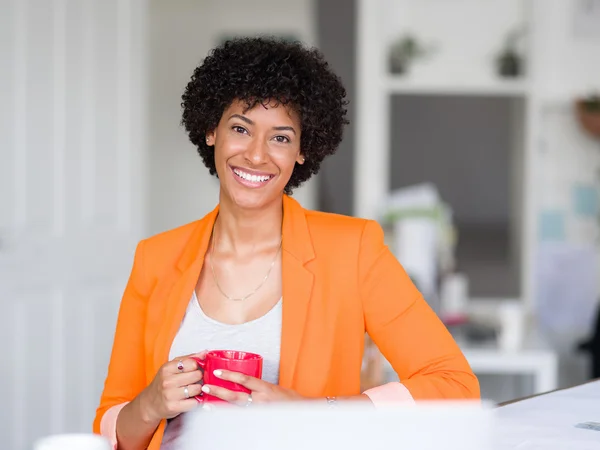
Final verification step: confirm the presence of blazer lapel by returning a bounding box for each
[278,195,316,389]
[152,205,219,373]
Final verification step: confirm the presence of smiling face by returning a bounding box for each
[206,99,304,211]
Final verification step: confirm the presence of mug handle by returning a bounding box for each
[188,355,206,403]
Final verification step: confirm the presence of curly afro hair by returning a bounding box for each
[181,36,349,194]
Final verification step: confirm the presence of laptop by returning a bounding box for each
[179,400,494,450]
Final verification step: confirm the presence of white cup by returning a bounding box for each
[439,272,469,317]
[33,434,111,450]
[497,302,525,352]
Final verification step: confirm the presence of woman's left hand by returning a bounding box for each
[201,369,305,406]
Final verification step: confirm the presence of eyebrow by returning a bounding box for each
[229,114,297,135]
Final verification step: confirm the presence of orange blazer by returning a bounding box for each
[94,195,479,448]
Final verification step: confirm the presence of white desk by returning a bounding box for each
[382,346,559,395]
[496,380,600,449]
[463,348,559,394]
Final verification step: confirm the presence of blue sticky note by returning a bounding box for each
[539,210,566,242]
[572,184,599,218]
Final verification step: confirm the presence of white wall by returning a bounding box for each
[530,0,600,343]
[530,0,600,265]
[0,0,148,447]
[380,0,526,83]
[533,0,600,101]
[147,0,317,236]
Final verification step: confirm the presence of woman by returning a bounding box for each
[93,37,479,450]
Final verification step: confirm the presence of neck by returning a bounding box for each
[214,192,284,254]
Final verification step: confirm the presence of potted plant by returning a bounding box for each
[576,93,600,139]
[388,34,434,75]
[496,28,526,78]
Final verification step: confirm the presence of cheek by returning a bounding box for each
[216,138,247,162]
[271,154,298,176]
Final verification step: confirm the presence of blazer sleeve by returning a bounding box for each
[93,239,152,434]
[358,220,480,400]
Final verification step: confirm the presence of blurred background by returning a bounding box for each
[1,0,600,448]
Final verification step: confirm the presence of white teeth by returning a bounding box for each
[234,168,270,183]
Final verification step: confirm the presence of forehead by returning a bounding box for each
[224,99,301,125]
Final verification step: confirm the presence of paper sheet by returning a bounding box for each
[535,243,599,336]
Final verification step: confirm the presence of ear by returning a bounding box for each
[205,130,216,146]
[296,153,305,165]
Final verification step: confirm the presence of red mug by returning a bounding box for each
[189,350,263,403]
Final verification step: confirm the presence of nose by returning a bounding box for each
[244,137,269,165]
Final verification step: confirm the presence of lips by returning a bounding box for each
[230,166,275,187]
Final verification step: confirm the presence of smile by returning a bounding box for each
[231,166,275,187]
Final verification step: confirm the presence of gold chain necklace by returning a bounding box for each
[209,223,282,302]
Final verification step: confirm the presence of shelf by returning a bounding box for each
[384,76,531,97]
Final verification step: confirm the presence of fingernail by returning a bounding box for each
[213,369,222,377]
[202,385,211,394]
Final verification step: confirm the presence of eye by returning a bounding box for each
[273,135,290,144]
[232,126,248,134]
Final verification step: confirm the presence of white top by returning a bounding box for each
[161,291,283,449]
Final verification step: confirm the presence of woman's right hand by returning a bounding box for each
[138,352,206,423]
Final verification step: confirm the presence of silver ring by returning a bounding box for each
[245,393,253,407]
[177,360,184,372]
[184,386,190,399]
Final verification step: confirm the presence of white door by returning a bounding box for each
[0,1,147,448]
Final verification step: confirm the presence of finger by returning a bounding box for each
[167,355,202,375]
[212,369,265,392]
[192,350,208,360]
[165,370,203,389]
[201,384,248,406]
[172,382,203,401]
